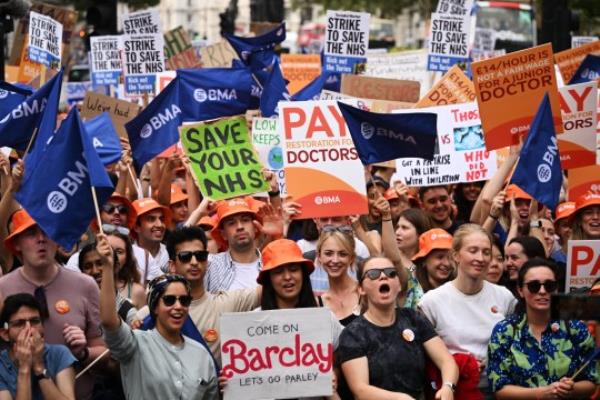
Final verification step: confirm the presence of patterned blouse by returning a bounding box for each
[487,313,599,392]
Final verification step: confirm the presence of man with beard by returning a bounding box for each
[419,185,463,235]
[204,198,262,292]
[131,198,172,284]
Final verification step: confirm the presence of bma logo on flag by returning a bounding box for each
[47,191,68,214]
[193,88,238,103]
[0,99,47,124]
[537,136,559,183]
[360,122,375,139]
[0,90,8,99]
[140,104,182,139]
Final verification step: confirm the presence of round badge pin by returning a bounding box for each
[402,328,415,342]
[204,328,218,342]
[55,300,70,314]
[551,322,560,332]
[491,305,498,314]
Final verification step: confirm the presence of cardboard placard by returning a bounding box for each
[220,308,334,400]
[566,240,600,292]
[164,26,201,70]
[472,43,563,150]
[554,40,600,84]
[427,12,471,72]
[90,35,122,87]
[17,34,43,84]
[340,75,420,103]
[252,117,286,194]
[415,65,475,107]
[121,34,165,94]
[180,116,270,201]
[279,100,368,219]
[280,54,321,94]
[200,41,239,68]
[28,11,62,68]
[365,49,432,98]
[557,81,598,169]
[567,165,600,201]
[323,10,370,74]
[80,92,141,139]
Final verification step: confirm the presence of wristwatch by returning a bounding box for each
[443,382,457,392]
[34,368,50,381]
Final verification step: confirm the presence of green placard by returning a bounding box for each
[180,116,269,200]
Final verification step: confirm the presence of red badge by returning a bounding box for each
[204,328,218,343]
[55,300,70,314]
[551,322,560,332]
[491,305,498,314]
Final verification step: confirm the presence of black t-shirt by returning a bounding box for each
[336,308,437,398]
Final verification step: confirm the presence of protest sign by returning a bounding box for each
[340,75,420,103]
[252,117,286,195]
[153,71,177,96]
[121,34,165,94]
[572,36,598,49]
[280,54,321,94]
[436,0,474,15]
[122,8,161,34]
[279,100,368,218]
[392,102,497,186]
[415,65,475,107]
[65,81,92,105]
[566,240,600,292]
[473,28,496,52]
[320,90,414,112]
[27,11,62,68]
[365,49,432,98]
[200,41,239,68]
[323,10,370,74]
[557,81,598,169]
[90,36,122,87]
[220,308,333,400]
[180,116,269,200]
[17,35,43,84]
[555,40,600,84]
[567,165,600,200]
[427,12,470,72]
[81,92,141,139]
[164,26,201,70]
[472,43,563,150]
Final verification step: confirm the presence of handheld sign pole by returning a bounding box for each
[126,163,143,199]
[91,186,104,235]
[570,348,600,380]
[23,127,39,159]
[75,348,110,379]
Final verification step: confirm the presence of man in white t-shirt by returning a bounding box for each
[131,198,171,283]
[204,198,262,292]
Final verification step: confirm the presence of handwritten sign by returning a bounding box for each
[566,240,600,292]
[200,41,239,68]
[164,26,201,70]
[28,11,62,67]
[279,100,368,218]
[252,117,286,194]
[121,34,165,94]
[180,116,269,200]
[340,74,420,103]
[220,308,333,400]
[90,35,122,87]
[427,12,470,72]
[80,92,141,139]
[324,10,370,74]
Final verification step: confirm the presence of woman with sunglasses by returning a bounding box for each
[487,258,598,399]
[98,233,218,399]
[338,256,458,400]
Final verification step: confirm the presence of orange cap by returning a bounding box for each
[571,193,600,223]
[412,228,453,261]
[555,201,576,222]
[170,184,188,206]
[505,184,532,202]
[257,239,314,284]
[132,198,172,228]
[384,188,399,201]
[198,215,217,230]
[5,209,38,255]
[211,197,259,249]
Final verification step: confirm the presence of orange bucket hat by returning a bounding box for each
[505,184,533,202]
[412,228,453,261]
[257,239,314,284]
[95,192,136,230]
[211,197,260,250]
[570,193,600,224]
[555,201,576,223]
[5,209,38,255]
[170,184,188,206]
[132,198,172,228]
[198,215,217,231]
[384,188,399,201]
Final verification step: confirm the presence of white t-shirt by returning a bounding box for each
[132,243,169,282]
[228,260,260,290]
[65,251,82,272]
[296,237,370,259]
[418,280,516,365]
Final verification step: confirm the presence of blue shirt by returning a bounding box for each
[487,314,599,392]
[0,344,76,400]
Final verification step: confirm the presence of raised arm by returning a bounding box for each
[98,234,119,330]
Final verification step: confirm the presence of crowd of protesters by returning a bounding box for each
[0,141,596,400]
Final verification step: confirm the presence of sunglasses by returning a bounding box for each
[6,317,42,328]
[161,295,192,307]
[176,250,209,263]
[102,223,130,236]
[361,267,398,281]
[34,287,49,320]
[102,204,129,214]
[524,280,558,294]
[322,225,353,235]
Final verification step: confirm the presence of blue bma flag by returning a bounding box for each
[337,101,438,165]
[0,82,32,119]
[84,113,123,166]
[125,77,181,173]
[15,108,113,249]
[260,60,291,117]
[292,71,332,101]
[569,54,600,84]
[510,93,563,210]
[225,23,286,71]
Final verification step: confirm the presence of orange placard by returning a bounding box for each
[340,74,420,103]
[280,54,321,94]
[568,165,600,200]
[17,35,42,84]
[472,43,563,151]
[555,40,600,84]
[415,65,476,108]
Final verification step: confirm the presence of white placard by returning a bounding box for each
[566,240,600,292]
[323,10,370,74]
[122,8,161,35]
[90,35,122,87]
[28,11,63,67]
[365,49,432,98]
[121,34,165,94]
[427,12,471,72]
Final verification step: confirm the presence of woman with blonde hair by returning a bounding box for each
[569,193,600,241]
